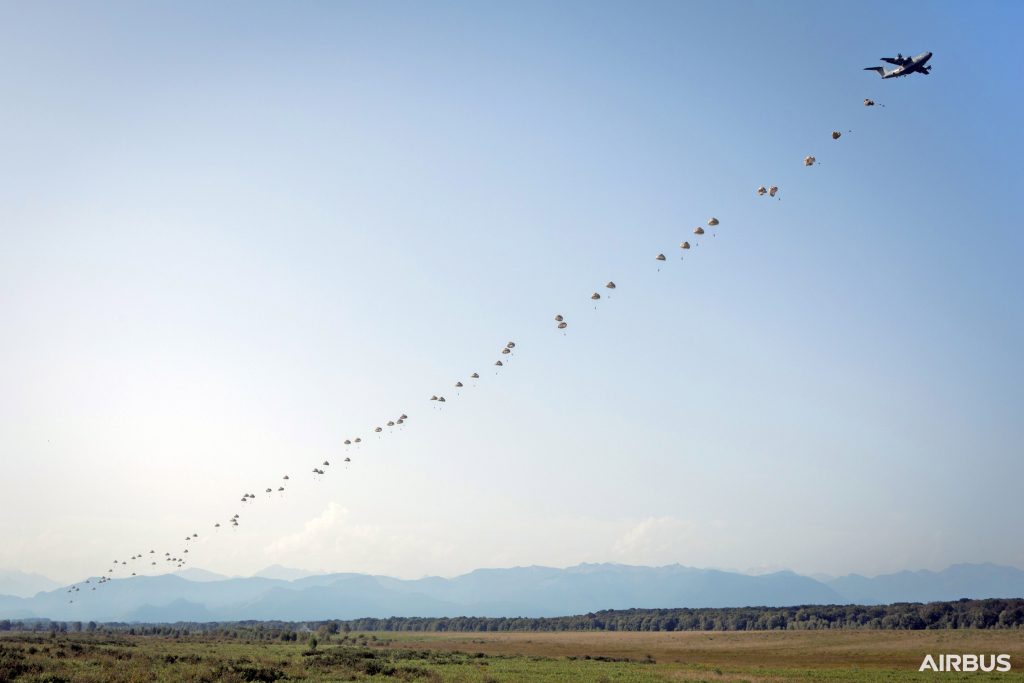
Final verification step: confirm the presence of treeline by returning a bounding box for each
[3,599,1022,635]
[337,599,1024,631]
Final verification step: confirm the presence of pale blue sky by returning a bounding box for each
[1,1,1022,583]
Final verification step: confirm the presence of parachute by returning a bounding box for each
[265,488,272,493]
[455,381,463,387]
[606,281,616,289]
[591,292,601,300]
[757,185,767,196]
[354,438,362,443]
[343,439,351,445]
[375,426,383,432]
[344,457,351,463]
[495,360,503,366]
[655,253,666,261]
[438,396,446,402]
[804,155,816,166]
[506,341,516,349]
[400,414,408,420]
[693,227,705,235]
[554,314,564,322]
[707,217,719,226]
[769,185,778,197]
[557,321,567,329]
[832,131,842,140]
[470,373,479,379]
[864,98,875,106]
[283,475,289,480]
[502,347,511,354]
[680,241,690,250]
[323,460,330,466]
[387,420,395,426]
[430,395,438,401]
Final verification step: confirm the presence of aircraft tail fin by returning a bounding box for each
[863,66,886,77]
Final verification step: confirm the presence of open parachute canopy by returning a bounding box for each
[557,321,568,329]
[591,292,601,300]
[680,241,690,250]
[606,281,616,289]
[554,314,564,322]
[707,217,719,226]
[769,185,778,197]
[757,185,767,196]
[804,155,816,166]
[693,227,705,235]
[864,98,875,106]
[655,253,666,261]
[832,130,842,140]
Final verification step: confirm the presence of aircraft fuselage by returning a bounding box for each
[877,51,933,78]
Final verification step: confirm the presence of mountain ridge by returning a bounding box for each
[2,562,1021,622]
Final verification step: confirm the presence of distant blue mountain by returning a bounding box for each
[825,563,1024,604]
[0,569,60,599]
[1,562,1021,622]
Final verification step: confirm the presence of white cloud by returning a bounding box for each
[262,503,457,576]
[611,516,703,565]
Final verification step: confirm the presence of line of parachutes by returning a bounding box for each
[63,96,882,604]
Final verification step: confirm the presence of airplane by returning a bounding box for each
[863,51,932,78]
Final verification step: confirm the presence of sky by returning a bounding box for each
[1,0,1023,585]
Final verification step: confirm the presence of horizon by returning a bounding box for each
[2,0,1022,587]
[6,559,1024,592]
[5,561,1024,624]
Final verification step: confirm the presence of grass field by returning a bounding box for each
[2,629,1022,682]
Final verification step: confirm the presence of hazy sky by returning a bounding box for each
[2,1,1022,585]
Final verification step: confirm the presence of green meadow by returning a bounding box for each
[2,629,1023,682]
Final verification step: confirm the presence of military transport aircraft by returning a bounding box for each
[864,51,932,78]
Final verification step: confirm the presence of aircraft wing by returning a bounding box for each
[881,55,911,66]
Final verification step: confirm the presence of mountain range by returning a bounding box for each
[1,562,1021,623]
[0,570,61,599]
